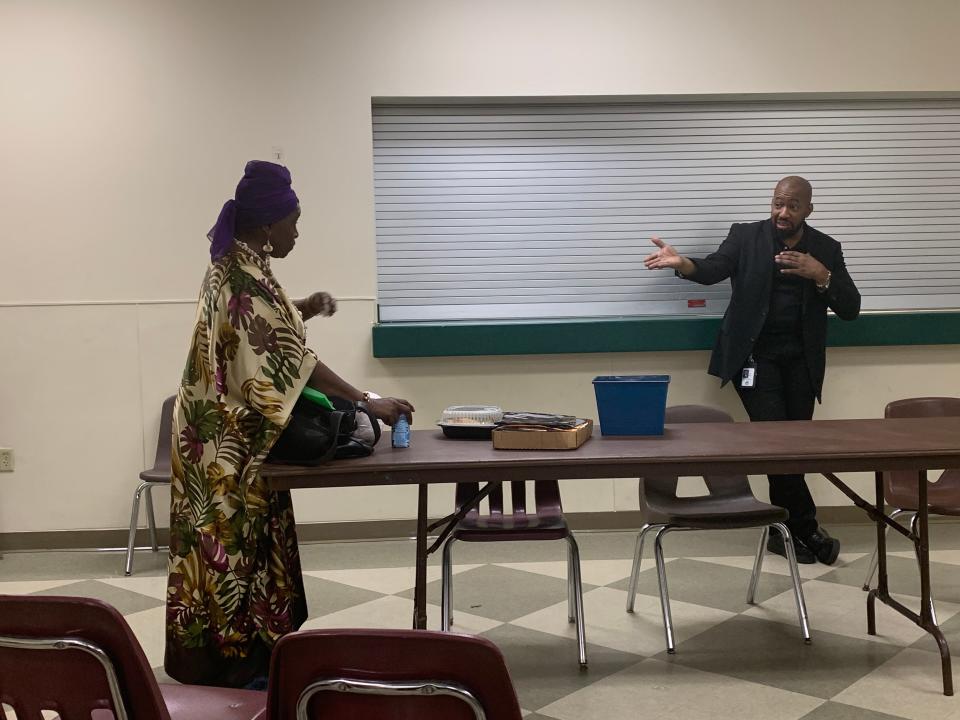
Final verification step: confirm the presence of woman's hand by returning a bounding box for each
[366,397,415,426]
[298,292,337,321]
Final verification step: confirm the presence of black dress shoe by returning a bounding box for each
[767,531,816,564]
[799,526,841,565]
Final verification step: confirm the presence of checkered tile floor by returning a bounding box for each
[3,524,960,719]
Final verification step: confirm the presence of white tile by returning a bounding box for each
[302,564,480,595]
[833,648,960,720]
[539,657,823,720]
[495,559,637,586]
[512,586,734,656]
[890,550,960,566]
[929,549,960,566]
[742,579,960,647]
[0,579,85,595]
[123,605,167,669]
[688,553,864,580]
[300,595,502,634]
[99,575,169,601]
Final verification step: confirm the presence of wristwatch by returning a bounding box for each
[360,391,372,403]
[816,270,832,292]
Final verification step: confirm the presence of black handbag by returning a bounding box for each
[267,395,381,466]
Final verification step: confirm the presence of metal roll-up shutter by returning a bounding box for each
[373,98,960,323]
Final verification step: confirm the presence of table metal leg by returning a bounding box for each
[413,483,429,630]
[825,470,952,695]
[860,469,952,696]
[409,482,497,631]
[915,472,953,695]
[867,470,885,636]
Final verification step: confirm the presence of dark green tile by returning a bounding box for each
[481,623,643,712]
[608,557,800,613]
[0,549,166,580]
[909,605,960,653]
[300,574,386,617]
[818,553,960,602]
[800,700,910,720]
[398,564,597,623]
[662,615,902,699]
[31,579,162,615]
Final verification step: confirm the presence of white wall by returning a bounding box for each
[1,0,958,534]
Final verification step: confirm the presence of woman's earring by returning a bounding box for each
[263,233,274,254]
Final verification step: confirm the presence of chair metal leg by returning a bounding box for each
[567,542,575,623]
[441,537,456,631]
[862,508,909,591]
[746,526,770,604]
[565,534,588,667]
[124,482,150,576]
[773,522,811,643]
[144,483,160,552]
[909,512,939,626]
[653,526,676,653]
[626,523,654,613]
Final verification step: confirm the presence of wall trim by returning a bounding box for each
[0,297,375,309]
[2,508,954,552]
[373,311,960,358]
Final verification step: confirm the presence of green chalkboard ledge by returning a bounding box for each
[371,311,960,358]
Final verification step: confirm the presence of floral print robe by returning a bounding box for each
[165,245,317,687]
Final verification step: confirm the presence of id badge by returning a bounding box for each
[740,355,757,389]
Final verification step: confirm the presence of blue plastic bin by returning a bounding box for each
[592,375,671,436]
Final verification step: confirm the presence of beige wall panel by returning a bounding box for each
[1,0,958,533]
[137,304,198,467]
[0,305,143,532]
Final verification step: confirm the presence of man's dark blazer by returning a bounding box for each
[686,219,861,401]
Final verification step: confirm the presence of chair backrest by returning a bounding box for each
[265,629,523,720]
[640,405,751,501]
[455,480,562,517]
[152,395,177,470]
[884,397,960,508]
[0,595,169,720]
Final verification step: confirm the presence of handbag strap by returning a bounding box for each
[356,402,382,446]
[313,410,346,464]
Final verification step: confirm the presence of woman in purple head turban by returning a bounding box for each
[166,161,414,688]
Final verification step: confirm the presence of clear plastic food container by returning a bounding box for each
[437,405,504,438]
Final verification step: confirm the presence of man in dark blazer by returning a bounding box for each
[644,176,861,564]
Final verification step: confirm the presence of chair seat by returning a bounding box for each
[160,683,267,720]
[140,466,171,483]
[888,470,960,511]
[644,494,789,529]
[929,505,960,516]
[453,512,570,541]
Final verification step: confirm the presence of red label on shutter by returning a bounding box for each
[687,299,706,308]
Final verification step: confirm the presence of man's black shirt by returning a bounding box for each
[761,227,807,336]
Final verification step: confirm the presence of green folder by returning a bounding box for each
[301,386,335,410]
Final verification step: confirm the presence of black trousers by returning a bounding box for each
[734,332,819,538]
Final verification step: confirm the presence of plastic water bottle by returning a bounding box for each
[392,415,410,448]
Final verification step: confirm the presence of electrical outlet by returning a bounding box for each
[0,448,14,472]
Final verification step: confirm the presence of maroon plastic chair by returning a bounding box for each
[625,405,810,653]
[439,479,587,667]
[862,397,960,621]
[265,628,522,719]
[0,595,266,720]
[125,394,175,575]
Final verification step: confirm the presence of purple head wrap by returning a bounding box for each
[207,160,300,259]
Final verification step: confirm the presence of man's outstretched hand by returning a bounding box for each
[644,237,683,270]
